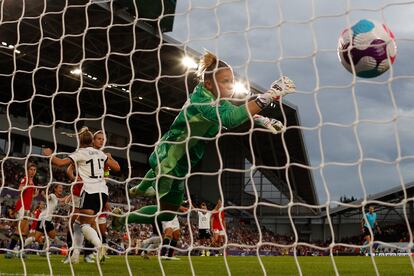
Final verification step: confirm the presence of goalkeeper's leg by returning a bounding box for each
[129,169,157,197]
[126,184,184,224]
[113,179,184,228]
[129,142,182,197]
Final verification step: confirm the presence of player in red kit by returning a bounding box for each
[29,202,45,236]
[5,163,40,258]
[211,199,226,256]
[28,201,45,254]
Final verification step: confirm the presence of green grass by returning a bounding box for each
[0,255,413,275]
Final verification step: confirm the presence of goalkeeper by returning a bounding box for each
[113,51,295,228]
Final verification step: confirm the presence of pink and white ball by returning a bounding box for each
[338,19,397,78]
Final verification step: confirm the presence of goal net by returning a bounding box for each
[0,0,413,275]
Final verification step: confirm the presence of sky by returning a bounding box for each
[168,0,414,204]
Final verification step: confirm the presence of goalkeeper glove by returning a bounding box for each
[255,76,296,109]
[268,76,296,98]
[253,115,285,134]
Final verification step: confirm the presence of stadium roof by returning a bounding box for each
[321,181,414,218]
[0,1,317,206]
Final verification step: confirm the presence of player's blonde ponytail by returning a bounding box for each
[61,126,90,138]
[61,126,93,147]
[197,50,230,82]
[79,127,93,147]
[197,50,216,79]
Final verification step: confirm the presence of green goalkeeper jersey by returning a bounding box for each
[148,83,250,177]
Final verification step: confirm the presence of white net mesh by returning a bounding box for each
[1,0,414,275]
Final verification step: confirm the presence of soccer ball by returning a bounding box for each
[337,19,397,78]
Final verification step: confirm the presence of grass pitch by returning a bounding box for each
[0,255,413,275]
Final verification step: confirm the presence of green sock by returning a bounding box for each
[125,205,176,224]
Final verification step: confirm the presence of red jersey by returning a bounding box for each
[30,208,42,230]
[14,176,35,211]
[211,210,225,230]
[72,176,83,197]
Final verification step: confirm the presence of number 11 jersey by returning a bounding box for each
[69,147,108,195]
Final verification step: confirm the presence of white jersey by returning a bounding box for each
[198,211,211,230]
[69,147,108,194]
[39,194,58,222]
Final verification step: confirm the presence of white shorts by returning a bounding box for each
[16,207,30,220]
[213,229,225,236]
[73,195,81,209]
[162,216,180,232]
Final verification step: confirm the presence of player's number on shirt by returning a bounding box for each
[86,158,105,178]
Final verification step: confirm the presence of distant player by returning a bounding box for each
[361,206,381,255]
[137,222,161,259]
[211,199,226,256]
[28,201,45,253]
[138,206,187,260]
[5,163,41,259]
[43,127,120,263]
[196,202,212,256]
[24,184,68,252]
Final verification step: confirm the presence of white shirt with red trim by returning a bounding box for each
[69,147,108,195]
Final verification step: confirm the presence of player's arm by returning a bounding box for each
[49,192,69,204]
[57,195,70,204]
[361,218,365,231]
[18,177,27,191]
[197,99,250,128]
[42,148,73,167]
[66,164,76,182]
[213,201,221,212]
[198,77,295,129]
[105,153,121,172]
